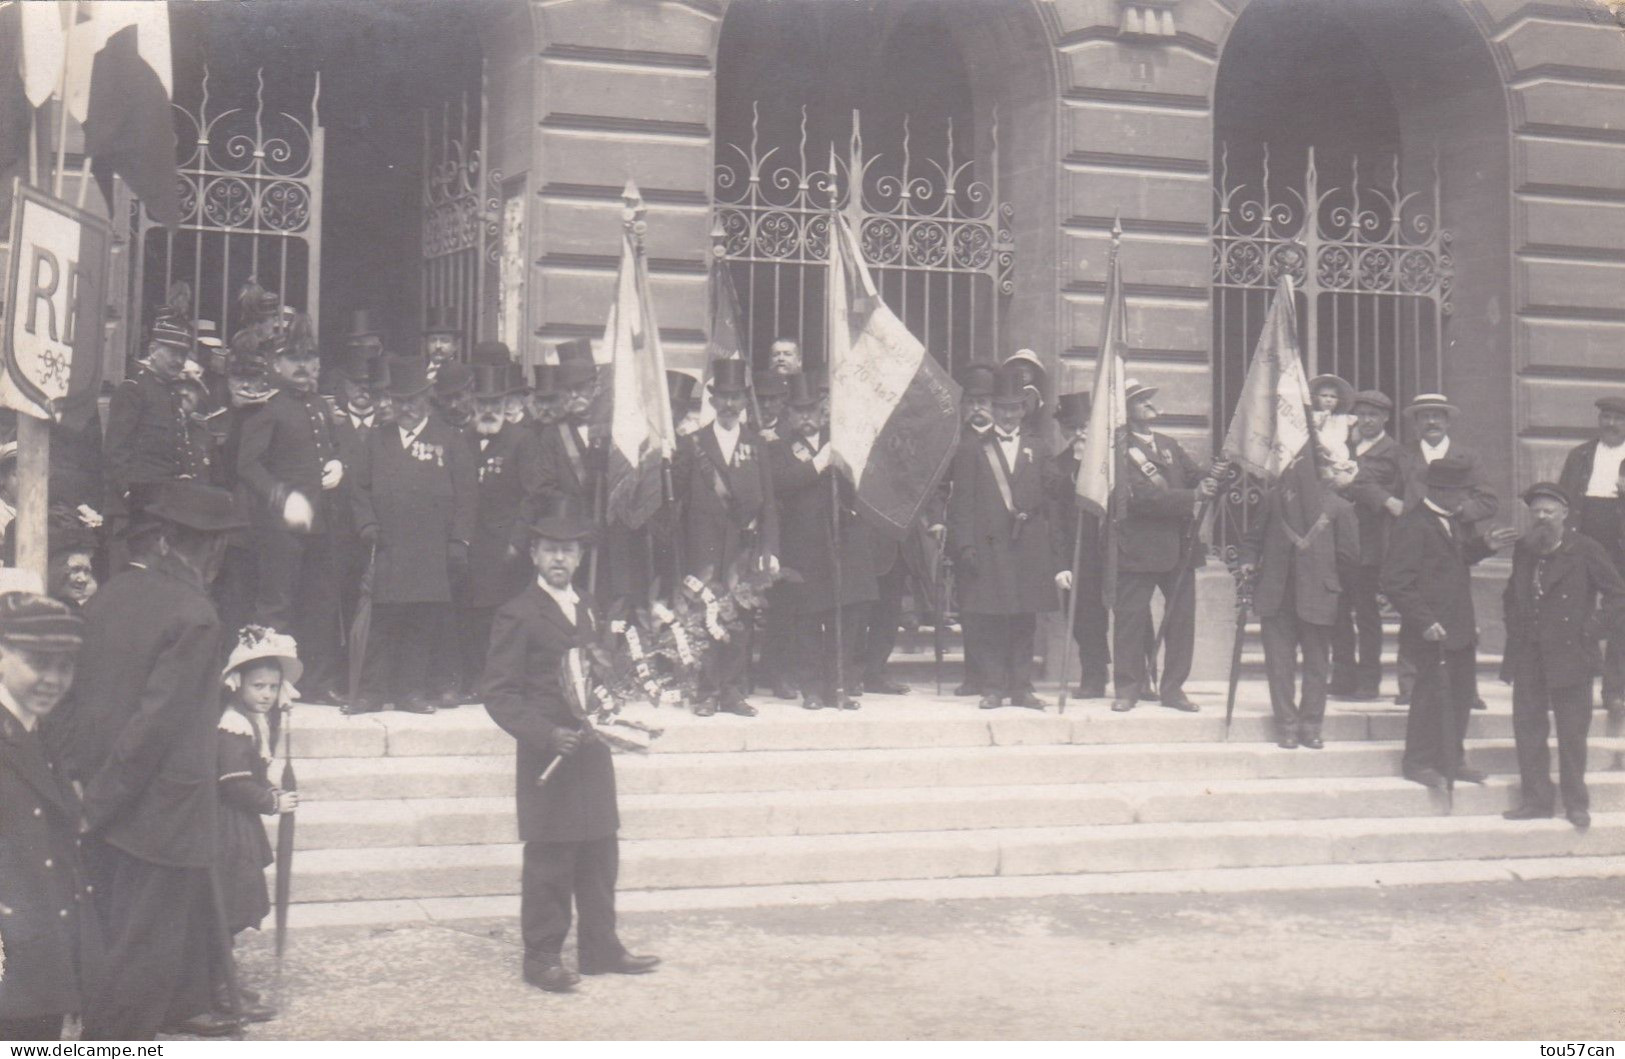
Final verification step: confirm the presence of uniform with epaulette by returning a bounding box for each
[103,318,196,565]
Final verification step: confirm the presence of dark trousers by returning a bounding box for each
[0,1015,65,1041]
[1068,580,1111,689]
[1402,640,1477,777]
[1113,567,1195,700]
[1260,609,1332,735]
[795,604,868,701]
[701,626,753,705]
[82,845,217,1041]
[520,836,622,965]
[459,606,496,695]
[961,612,1037,696]
[1577,497,1625,702]
[253,521,341,693]
[213,544,259,648]
[1512,649,1594,812]
[754,591,796,691]
[861,560,906,683]
[1331,563,1382,693]
[362,602,440,704]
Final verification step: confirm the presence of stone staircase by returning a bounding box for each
[277,680,1625,928]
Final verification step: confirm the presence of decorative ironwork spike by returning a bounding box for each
[254,68,265,155]
[311,70,320,128]
[828,143,840,211]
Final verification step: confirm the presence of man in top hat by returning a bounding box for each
[460,364,546,697]
[1111,379,1219,713]
[767,336,803,376]
[673,360,778,716]
[104,316,196,530]
[348,357,477,714]
[768,373,879,710]
[753,371,789,442]
[938,362,999,697]
[1049,391,1111,698]
[236,329,346,703]
[0,579,102,1042]
[947,365,1063,711]
[1334,389,1407,701]
[346,309,385,361]
[431,361,477,433]
[480,497,659,993]
[667,370,702,438]
[528,363,565,431]
[1380,456,1508,790]
[58,481,247,1039]
[747,373,795,696]
[1557,395,1625,714]
[1498,482,1625,829]
[423,305,463,379]
[536,339,605,509]
[503,363,531,427]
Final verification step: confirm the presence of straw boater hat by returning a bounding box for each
[0,585,84,653]
[1309,374,1354,414]
[1404,392,1460,418]
[1123,378,1159,406]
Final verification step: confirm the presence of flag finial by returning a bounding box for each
[622,180,646,247]
[1111,209,1123,247]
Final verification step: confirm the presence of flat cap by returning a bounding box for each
[1522,481,1571,508]
[1350,390,1393,413]
[0,591,83,651]
[1596,395,1625,416]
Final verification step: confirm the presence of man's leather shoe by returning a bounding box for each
[721,699,757,717]
[342,696,384,715]
[1276,733,1299,749]
[1299,733,1325,750]
[395,697,437,715]
[218,998,276,1024]
[1568,809,1592,830]
[955,682,983,697]
[162,1012,242,1037]
[802,695,826,711]
[580,952,660,976]
[1074,683,1107,699]
[835,694,861,711]
[978,694,1003,710]
[1159,691,1199,713]
[773,681,798,701]
[693,700,717,717]
[1403,767,1446,789]
[432,689,463,710]
[1111,698,1136,713]
[1502,803,1554,820]
[1008,690,1046,711]
[865,678,910,695]
[523,960,579,993]
[1472,696,1487,712]
[1453,766,1488,785]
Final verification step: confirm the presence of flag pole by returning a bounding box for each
[827,145,849,710]
[52,1,78,199]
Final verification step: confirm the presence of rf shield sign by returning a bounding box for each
[3,181,112,422]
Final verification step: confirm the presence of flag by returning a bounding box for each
[67,1,180,226]
[697,242,746,428]
[603,181,677,530]
[1220,276,1326,538]
[1074,237,1129,608]
[826,211,961,538]
[20,2,65,107]
[0,2,65,177]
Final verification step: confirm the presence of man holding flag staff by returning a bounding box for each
[1050,391,1111,699]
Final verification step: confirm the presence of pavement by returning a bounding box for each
[224,876,1625,1040]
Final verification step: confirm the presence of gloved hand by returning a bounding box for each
[282,490,314,532]
[321,459,344,491]
[1054,570,1073,591]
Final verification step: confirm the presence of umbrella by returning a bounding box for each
[347,544,376,706]
[274,703,298,963]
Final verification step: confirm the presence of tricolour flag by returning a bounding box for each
[67,1,179,226]
[1074,235,1129,608]
[697,232,747,428]
[603,181,677,530]
[1220,276,1326,538]
[826,211,962,539]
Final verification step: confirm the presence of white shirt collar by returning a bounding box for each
[712,420,741,461]
[399,418,428,447]
[538,577,579,623]
[1354,431,1386,456]
[1419,436,1451,463]
[349,410,373,429]
[0,684,34,732]
[1422,498,1455,520]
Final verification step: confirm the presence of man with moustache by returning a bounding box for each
[941,362,998,697]
[536,340,603,509]
[767,336,803,376]
[1557,396,1625,715]
[104,316,196,563]
[236,330,346,703]
[1049,391,1110,698]
[423,305,463,382]
[1499,483,1625,829]
[1334,390,1406,700]
[527,364,565,431]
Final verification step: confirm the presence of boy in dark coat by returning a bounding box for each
[480,499,659,992]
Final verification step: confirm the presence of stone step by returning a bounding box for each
[285,811,1625,903]
[292,739,1624,800]
[283,772,1625,850]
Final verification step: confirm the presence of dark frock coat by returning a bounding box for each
[102,367,192,510]
[947,430,1061,615]
[1500,530,1625,689]
[0,710,103,1020]
[350,415,477,605]
[1398,439,1499,526]
[468,425,547,609]
[236,383,340,528]
[1341,433,1405,566]
[1380,505,1495,653]
[1115,430,1207,574]
[1241,490,1361,625]
[480,584,618,843]
[535,420,598,506]
[674,423,780,579]
[214,712,276,934]
[766,433,879,614]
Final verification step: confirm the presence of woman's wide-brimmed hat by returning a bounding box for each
[222,624,304,689]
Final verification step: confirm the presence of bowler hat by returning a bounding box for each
[555,337,595,366]
[960,363,996,398]
[1522,481,1571,508]
[667,371,699,407]
[346,309,381,341]
[142,480,250,533]
[472,340,512,367]
[1309,374,1354,413]
[708,360,750,395]
[1350,389,1393,414]
[754,371,789,398]
[992,366,1027,405]
[1424,455,1473,490]
[531,363,560,396]
[471,364,507,401]
[526,495,597,542]
[423,305,461,335]
[383,356,433,399]
[784,373,822,408]
[1123,378,1159,406]
[1055,392,1092,428]
[1405,392,1459,418]
[434,362,474,399]
[0,591,83,652]
[1596,395,1625,416]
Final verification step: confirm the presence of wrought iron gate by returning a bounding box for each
[713,105,1013,376]
[421,94,499,349]
[134,68,323,353]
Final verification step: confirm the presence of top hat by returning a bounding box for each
[1596,395,1625,416]
[150,317,193,352]
[1309,374,1354,414]
[143,480,250,533]
[753,371,789,398]
[384,356,433,399]
[1405,392,1459,418]
[472,341,512,367]
[1123,378,1159,406]
[1522,481,1571,508]
[559,360,598,389]
[708,360,750,395]
[0,591,83,652]
[784,373,822,408]
[531,363,561,397]
[471,364,507,401]
[992,366,1028,405]
[555,337,595,366]
[503,363,530,395]
[1351,389,1394,414]
[346,309,382,341]
[361,356,392,393]
[434,362,474,399]
[1055,392,1092,428]
[526,494,597,542]
[1424,455,1473,490]
[667,371,699,408]
[960,363,997,398]
[423,305,461,336]
[222,624,305,689]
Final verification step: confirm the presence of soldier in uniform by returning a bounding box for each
[768,374,878,710]
[1556,396,1625,715]
[674,360,778,717]
[1499,482,1625,829]
[1334,390,1406,700]
[1111,380,1219,713]
[0,582,101,1042]
[1050,391,1111,698]
[104,316,195,567]
[947,367,1062,710]
[349,358,477,714]
[62,482,247,1039]
[481,498,659,993]
[236,330,345,703]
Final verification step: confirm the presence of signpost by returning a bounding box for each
[2,179,112,579]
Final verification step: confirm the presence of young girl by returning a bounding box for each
[217,626,302,1023]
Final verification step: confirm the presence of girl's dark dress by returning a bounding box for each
[216,709,276,934]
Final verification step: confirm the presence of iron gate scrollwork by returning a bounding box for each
[421,94,501,351]
[713,104,1013,375]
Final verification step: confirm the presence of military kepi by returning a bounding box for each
[1522,481,1571,508]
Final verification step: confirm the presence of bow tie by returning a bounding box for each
[996,431,1019,442]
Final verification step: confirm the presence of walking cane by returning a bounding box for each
[1436,638,1455,812]
[831,472,850,710]
[1057,496,1089,715]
